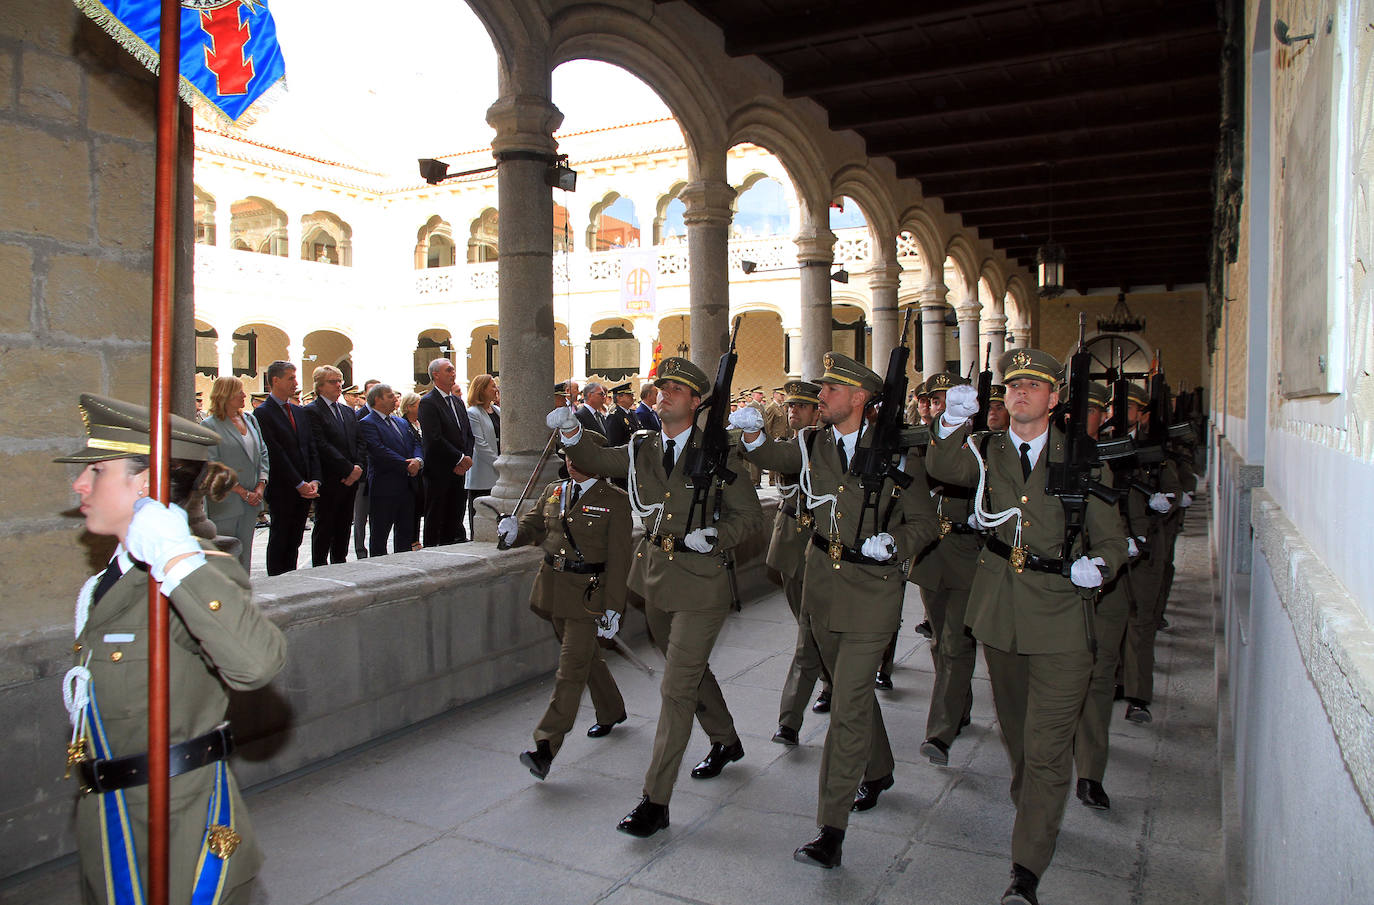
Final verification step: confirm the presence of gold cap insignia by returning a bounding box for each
[1011,351,1032,370]
[823,352,835,370]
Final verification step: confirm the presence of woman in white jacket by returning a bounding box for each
[465,373,500,537]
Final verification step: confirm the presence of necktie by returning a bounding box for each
[448,395,459,421]
[836,437,848,472]
[1019,442,1033,480]
[93,558,123,605]
[284,402,296,432]
[333,402,345,426]
[662,438,676,475]
[569,484,582,509]
[389,416,404,441]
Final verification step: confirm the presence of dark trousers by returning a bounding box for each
[311,481,358,566]
[265,494,310,575]
[369,491,415,556]
[423,472,466,546]
[352,480,369,558]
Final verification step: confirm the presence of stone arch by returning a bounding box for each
[726,99,831,226]
[231,322,290,391]
[193,186,216,246]
[413,328,457,388]
[1005,274,1033,328]
[587,317,640,382]
[654,181,687,245]
[229,196,287,257]
[468,207,499,263]
[831,299,870,366]
[303,329,354,391]
[831,164,900,264]
[587,192,641,251]
[416,215,456,269]
[944,234,981,304]
[732,172,796,239]
[897,206,945,280]
[548,5,727,179]
[301,211,352,266]
[460,0,551,96]
[978,259,1007,314]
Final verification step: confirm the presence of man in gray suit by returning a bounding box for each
[309,365,366,565]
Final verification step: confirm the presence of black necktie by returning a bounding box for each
[333,402,345,426]
[662,438,676,475]
[836,437,848,472]
[448,395,459,421]
[1019,442,1033,480]
[569,484,582,508]
[93,558,123,605]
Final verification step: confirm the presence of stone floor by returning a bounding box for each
[3,503,1222,905]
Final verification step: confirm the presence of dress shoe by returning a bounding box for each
[1125,700,1153,723]
[875,671,894,691]
[587,714,627,738]
[915,620,933,639]
[772,725,800,746]
[1000,863,1040,905]
[1113,683,1125,701]
[691,740,744,778]
[519,740,553,781]
[1076,778,1111,810]
[617,796,669,837]
[920,737,950,766]
[851,773,894,812]
[793,825,844,869]
[812,691,832,713]
[1158,615,1171,630]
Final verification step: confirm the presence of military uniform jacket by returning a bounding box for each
[764,462,810,580]
[564,427,766,613]
[763,402,789,440]
[745,426,941,633]
[514,478,631,620]
[926,424,1128,654]
[1106,440,1181,545]
[907,448,982,593]
[72,544,286,903]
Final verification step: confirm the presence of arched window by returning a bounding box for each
[193,187,216,245]
[589,195,640,251]
[300,211,352,266]
[468,208,499,263]
[229,197,288,257]
[415,215,455,269]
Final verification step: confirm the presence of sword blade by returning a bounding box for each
[610,637,655,677]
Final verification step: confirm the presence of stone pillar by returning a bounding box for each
[570,326,590,381]
[981,314,1008,380]
[867,262,902,368]
[479,94,565,541]
[637,320,656,378]
[286,339,305,388]
[955,297,982,376]
[797,226,836,379]
[679,179,736,372]
[918,282,949,377]
[1009,326,1032,349]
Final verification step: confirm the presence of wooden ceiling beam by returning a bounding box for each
[869,110,1217,157]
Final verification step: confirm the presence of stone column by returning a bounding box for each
[918,281,949,377]
[955,297,982,375]
[286,339,306,386]
[1009,326,1032,349]
[638,319,656,378]
[867,262,902,368]
[679,179,736,372]
[981,313,1008,379]
[570,325,590,381]
[479,94,564,541]
[797,226,836,378]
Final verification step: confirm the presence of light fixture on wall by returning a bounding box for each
[418,153,578,192]
[741,260,849,283]
[676,315,689,358]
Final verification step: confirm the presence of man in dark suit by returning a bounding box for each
[576,381,610,435]
[359,383,424,555]
[635,384,661,433]
[253,360,321,575]
[604,382,641,445]
[417,358,473,546]
[352,378,381,558]
[308,365,366,566]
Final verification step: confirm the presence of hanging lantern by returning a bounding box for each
[1036,242,1066,299]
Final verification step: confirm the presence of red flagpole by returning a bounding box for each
[148,1,180,902]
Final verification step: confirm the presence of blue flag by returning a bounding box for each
[74,0,286,122]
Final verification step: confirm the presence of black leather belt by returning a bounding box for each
[543,553,605,574]
[79,723,234,795]
[946,522,982,536]
[985,536,1065,575]
[810,532,894,566]
[646,533,714,555]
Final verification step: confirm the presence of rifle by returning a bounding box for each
[969,342,993,433]
[1045,314,1120,585]
[850,308,916,544]
[1108,345,1131,438]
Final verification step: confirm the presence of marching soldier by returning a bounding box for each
[547,357,765,838]
[927,349,1127,905]
[500,441,632,781]
[986,384,1010,430]
[734,352,941,870]
[908,371,982,767]
[763,381,833,746]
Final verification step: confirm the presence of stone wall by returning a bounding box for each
[0,0,159,634]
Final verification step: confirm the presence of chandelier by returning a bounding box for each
[1097,292,1145,333]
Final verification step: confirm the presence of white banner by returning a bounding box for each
[619,249,656,316]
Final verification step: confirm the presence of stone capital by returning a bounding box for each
[794,227,837,264]
[954,301,982,322]
[917,282,949,308]
[981,314,1009,331]
[486,95,563,156]
[866,262,902,293]
[679,180,737,227]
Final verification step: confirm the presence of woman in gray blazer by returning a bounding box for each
[201,375,270,570]
[465,373,500,537]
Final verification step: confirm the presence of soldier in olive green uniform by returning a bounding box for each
[926,351,1127,905]
[500,448,632,780]
[549,357,766,838]
[907,372,982,767]
[57,394,287,905]
[736,352,941,869]
[764,381,831,746]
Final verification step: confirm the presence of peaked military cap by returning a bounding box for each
[818,351,883,396]
[610,382,634,396]
[988,384,1006,401]
[915,380,931,398]
[783,380,821,405]
[923,371,969,393]
[1126,383,1150,407]
[56,393,221,463]
[653,356,710,395]
[998,348,1064,385]
[1087,382,1112,410]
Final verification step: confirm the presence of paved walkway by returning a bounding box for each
[4,502,1222,905]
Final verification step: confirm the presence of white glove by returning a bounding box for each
[861,533,896,562]
[498,515,519,545]
[596,609,621,640]
[1148,492,1172,513]
[683,527,718,553]
[1070,555,1106,589]
[1180,491,1193,508]
[1126,536,1139,558]
[546,407,578,431]
[728,407,764,433]
[944,384,979,421]
[125,498,203,583]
